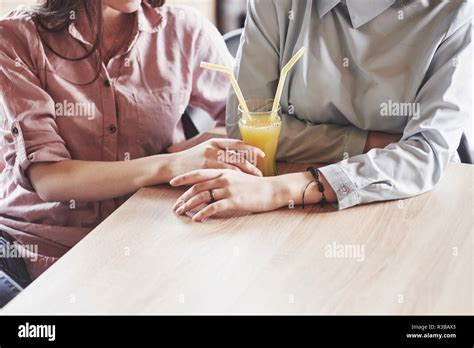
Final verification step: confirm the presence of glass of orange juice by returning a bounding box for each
[238,99,282,176]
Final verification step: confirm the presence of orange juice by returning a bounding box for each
[239,113,282,176]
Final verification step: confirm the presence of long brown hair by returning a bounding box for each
[31,0,166,84]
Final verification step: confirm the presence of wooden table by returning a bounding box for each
[3,163,473,314]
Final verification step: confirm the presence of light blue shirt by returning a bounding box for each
[227,0,472,209]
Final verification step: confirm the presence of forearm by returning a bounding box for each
[276,117,368,164]
[267,130,403,208]
[27,154,175,203]
[364,131,402,152]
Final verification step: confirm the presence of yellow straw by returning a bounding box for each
[200,62,250,115]
[271,47,306,114]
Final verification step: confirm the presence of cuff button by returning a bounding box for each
[341,186,349,194]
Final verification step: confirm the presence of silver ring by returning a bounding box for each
[209,190,216,203]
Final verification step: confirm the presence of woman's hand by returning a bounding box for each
[170,169,285,221]
[167,138,265,179]
[170,169,338,222]
[27,138,263,203]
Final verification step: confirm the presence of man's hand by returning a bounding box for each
[170,169,281,221]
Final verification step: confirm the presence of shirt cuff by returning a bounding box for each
[11,121,71,192]
[319,163,360,210]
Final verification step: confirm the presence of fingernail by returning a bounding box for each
[176,206,184,214]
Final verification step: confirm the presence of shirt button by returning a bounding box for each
[107,125,117,134]
[104,79,111,88]
[11,126,19,136]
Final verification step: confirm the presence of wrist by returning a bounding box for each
[138,153,175,187]
[317,170,337,202]
[271,172,321,208]
[267,176,290,209]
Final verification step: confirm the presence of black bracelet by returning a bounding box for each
[307,166,327,206]
[301,180,316,209]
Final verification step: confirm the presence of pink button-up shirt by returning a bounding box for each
[0,3,233,279]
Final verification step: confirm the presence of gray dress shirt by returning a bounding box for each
[227,0,472,209]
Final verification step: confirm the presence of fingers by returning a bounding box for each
[222,151,262,177]
[233,160,262,177]
[170,170,222,187]
[172,179,224,211]
[193,200,231,222]
[211,138,265,159]
[175,191,211,214]
[175,188,226,215]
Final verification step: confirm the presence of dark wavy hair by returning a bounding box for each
[31,0,166,84]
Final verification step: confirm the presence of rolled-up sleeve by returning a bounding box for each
[227,0,368,163]
[0,18,71,191]
[320,17,472,209]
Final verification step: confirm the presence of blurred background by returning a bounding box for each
[0,0,247,34]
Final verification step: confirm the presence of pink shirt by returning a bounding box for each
[0,3,233,279]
